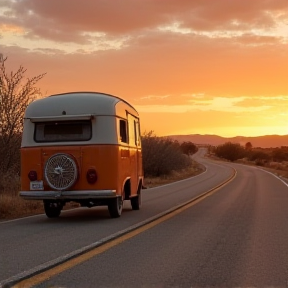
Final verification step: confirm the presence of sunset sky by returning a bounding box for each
[1,0,287,137]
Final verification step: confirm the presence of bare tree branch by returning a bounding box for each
[0,56,46,175]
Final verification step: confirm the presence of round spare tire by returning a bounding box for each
[44,153,78,190]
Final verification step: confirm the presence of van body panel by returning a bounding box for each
[21,145,119,191]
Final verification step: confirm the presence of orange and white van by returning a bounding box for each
[20,92,143,218]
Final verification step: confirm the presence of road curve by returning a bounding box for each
[1,149,288,287]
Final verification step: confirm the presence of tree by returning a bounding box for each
[0,56,45,175]
[245,142,253,151]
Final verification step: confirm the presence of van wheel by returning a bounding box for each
[44,201,62,218]
[108,196,123,218]
[131,193,141,210]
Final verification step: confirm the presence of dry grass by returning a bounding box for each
[0,174,42,220]
[0,194,44,220]
[210,155,288,181]
[257,166,288,179]
[235,159,288,179]
[0,193,80,221]
[144,161,205,188]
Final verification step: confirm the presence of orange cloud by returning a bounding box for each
[1,0,287,42]
[0,24,24,34]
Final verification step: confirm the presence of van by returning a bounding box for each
[20,92,143,218]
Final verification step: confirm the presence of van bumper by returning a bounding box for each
[19,190,117,200]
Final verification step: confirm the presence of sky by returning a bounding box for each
[0,0,287,137]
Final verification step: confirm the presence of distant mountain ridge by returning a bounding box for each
[167,134,288,148]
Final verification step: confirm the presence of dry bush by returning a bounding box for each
[0,193,80,220]
[142,131,193,177]
[144,160,204,188]
[267,161,288,171]
[215,142,246,162]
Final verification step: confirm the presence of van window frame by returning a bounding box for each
[34,120,92,143]
[127,112,140,147]
[119,119,128,144]
[134,120,141,147]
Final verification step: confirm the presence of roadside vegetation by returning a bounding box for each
[142,132,204,187]
[142,131,199,177]
[210,142,288,179]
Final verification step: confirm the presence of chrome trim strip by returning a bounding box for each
[28,114,94,122]
[20,190,117,200]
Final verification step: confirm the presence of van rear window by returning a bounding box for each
[34,121,92,142]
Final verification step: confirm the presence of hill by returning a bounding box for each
[167,134,288,148]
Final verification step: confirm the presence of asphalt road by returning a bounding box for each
[1,149,288,287]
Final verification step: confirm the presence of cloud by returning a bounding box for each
[0,23,24,33]
[136,96,273,114]
[1,26,287,99]
[234,34,285,45]
[234,96,288,107]
[139,94,171,100]
[0,0,287,45]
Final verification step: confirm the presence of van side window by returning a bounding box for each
[134,121,137,146]
[128,113,139,147]
[119,119,128,143]
[134,120,141,147]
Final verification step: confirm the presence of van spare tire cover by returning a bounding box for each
[44,153,78,190]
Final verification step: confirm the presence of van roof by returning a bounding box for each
[24,92,139,118]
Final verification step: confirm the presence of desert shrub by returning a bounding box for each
[271,148,288,162]
[142,131,192,177]
[246,150,271,162]
[180,141,198,155]
[215,142,246,162]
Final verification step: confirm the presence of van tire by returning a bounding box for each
[108,196,123,218]
[44,201,62,218]
[131,193,141,210]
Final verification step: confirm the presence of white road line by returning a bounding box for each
[231,162,288,189]
[259,168,288,188]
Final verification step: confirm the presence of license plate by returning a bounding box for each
[30,181,44,190]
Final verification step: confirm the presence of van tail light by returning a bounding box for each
[28,170,37,181]
[86,169,97,184]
